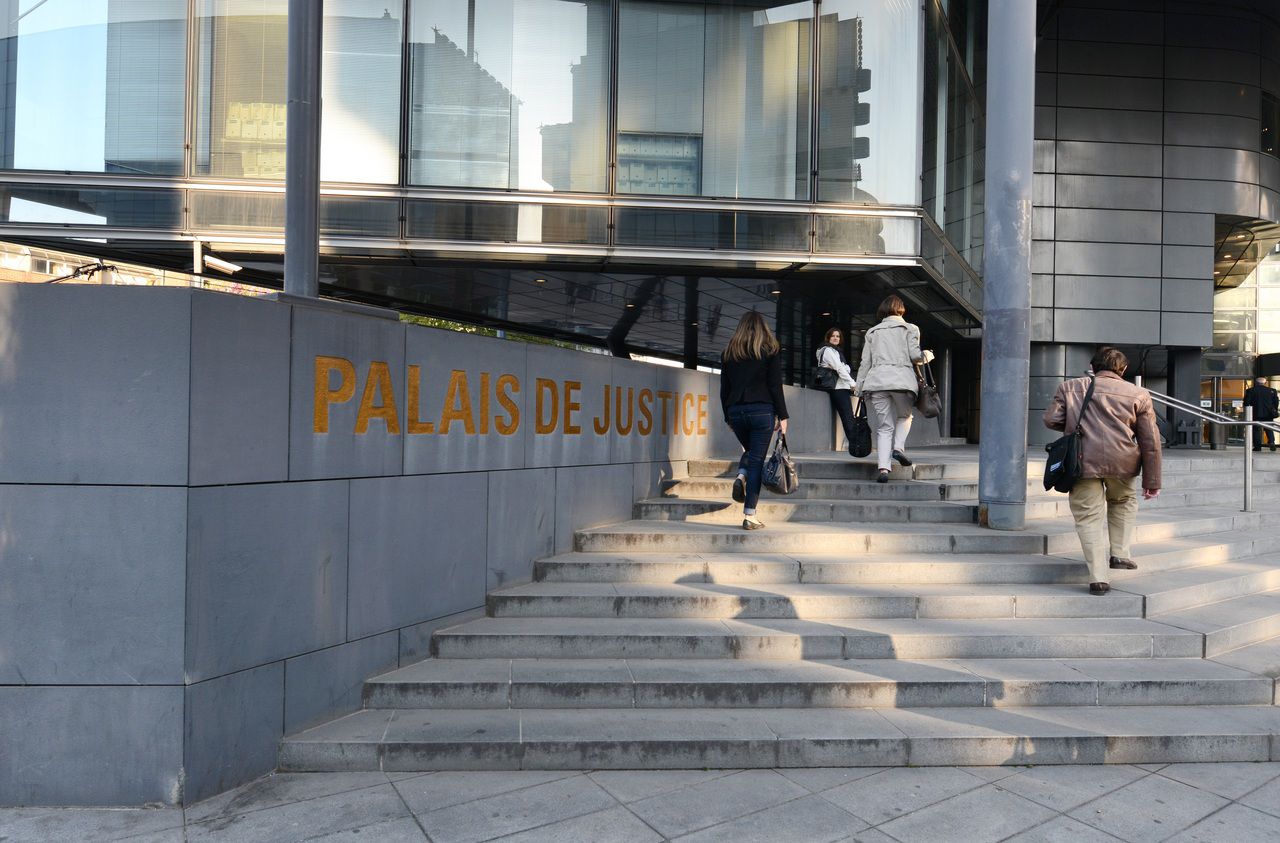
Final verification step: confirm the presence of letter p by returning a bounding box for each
[314,356,356,433]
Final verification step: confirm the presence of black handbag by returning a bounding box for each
[1043,376,1098,493]
[763,433,799,495]
[849,398,873,458]
[915,361,941,419]
[814,347,839,390]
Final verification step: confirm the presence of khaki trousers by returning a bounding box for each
[1067,476,1139,584]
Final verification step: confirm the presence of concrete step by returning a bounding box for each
[1153,591,1280,657]
[1210,637,1280,698]
[664,477,953,502]
[487,581,1144,619]
[279,704,1280,771]
[686,458,1010,482]
[430,617,1202,660]
[636,497,979,524]
[362,657,1272,709]
[577,508,1266,555]
[1115,554,1280,614]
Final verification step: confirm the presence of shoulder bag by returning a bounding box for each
[1043,377,1098,493]
[814,347,839,390]
[763,433,799,495]
[915,360,942,419]
[849,398,873,458]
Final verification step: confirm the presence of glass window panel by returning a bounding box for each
[196,0,402,183]
[0,1,186,174]
[1260,333,1280,354]
[617,1,813,200]
[406,200,608,244]
[1211,332,1255,354]
[815,214,919,256]
[408,0,610,192]
[0,185,181,227]
[191,191,400,235]
[1213,311,1257,333]
[1214,286,1256,309]
[615,208,808,251]
[1259,287,1280,309]
[818,0,922,205]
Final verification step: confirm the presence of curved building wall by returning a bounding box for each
[1030,0,1280,440]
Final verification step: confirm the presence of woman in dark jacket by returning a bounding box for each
[719,311,789,530]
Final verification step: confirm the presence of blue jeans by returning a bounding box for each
[727,402,776,511]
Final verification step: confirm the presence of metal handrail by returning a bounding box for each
[1138,380,1280,512]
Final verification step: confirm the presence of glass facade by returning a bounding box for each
[0,0,187,174]
[409,0,609,191]
[196,0,402,183]
[617,1,812,200]
[0,0,987,356]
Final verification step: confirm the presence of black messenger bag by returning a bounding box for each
[1043,376,1097,494]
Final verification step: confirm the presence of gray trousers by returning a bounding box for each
[868,391,914,471]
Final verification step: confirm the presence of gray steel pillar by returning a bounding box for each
[285,0,322,298]
[978,1,1036,530]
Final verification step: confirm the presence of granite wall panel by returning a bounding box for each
[0,686,183,806]
[189,291,291,486]
[289,305,406,481]
[486,467,557,590]
[554,463,635,554]
[0,485,186,685]
[283,632,398,734]
[184,663,284,804]
[0,285,191,485]
[186,481,350,682]
[402,327,528,474]
[347,473,489,638]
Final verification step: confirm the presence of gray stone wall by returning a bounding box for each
[0,284,832,806]
[1030,1,1280,442]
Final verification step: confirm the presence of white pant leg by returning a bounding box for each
[893,403,914,452]
[869,392,897,470]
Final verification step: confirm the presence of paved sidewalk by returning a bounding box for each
[4,763,1280,842]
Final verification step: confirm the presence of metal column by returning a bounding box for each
[285,0,322,298]
[978,1,1036,530]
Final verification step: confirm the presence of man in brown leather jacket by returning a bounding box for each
[1043,347,1162,595]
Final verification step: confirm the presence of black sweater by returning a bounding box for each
[719,353,789,421]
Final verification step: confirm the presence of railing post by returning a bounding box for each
[1244,406,1254,512]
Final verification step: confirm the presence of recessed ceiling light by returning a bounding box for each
[770,289,782,295]
[691,321,699,326]
[821,312,831,316]
[625,303,635,308]
[534,278,546,284]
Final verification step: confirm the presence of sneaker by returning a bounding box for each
[1109,557,1137,570]
[876,470,889,484]
[1089,582,1110,595]
[742,515,765,530]
[732,475,746,503]
[892,450,912,467]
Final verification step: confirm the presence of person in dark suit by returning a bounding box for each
[1243,376,1279,452]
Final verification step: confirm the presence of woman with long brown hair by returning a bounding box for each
[719,311,789,530]
[856,294,924,482]
[817,325,858,454]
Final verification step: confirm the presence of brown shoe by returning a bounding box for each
[1109,557,1137,570]
[1089,582,1111,595]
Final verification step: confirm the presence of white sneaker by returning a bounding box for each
[742,515,765,530]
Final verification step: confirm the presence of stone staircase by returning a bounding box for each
[281,449,1280,772]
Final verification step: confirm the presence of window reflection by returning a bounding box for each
[818,0,921,205]
[0,0,186,174]
[617,0,813,200]
[408,0,610,192]
[196,0,402,183]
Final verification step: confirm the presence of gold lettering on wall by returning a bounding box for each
[355,361,400,434]
[406,365,435,434]
[496,374,520,435]
[311,355,713,440]
[439,370,477,435]
[535,378,559,434]
[314,356,356,433]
